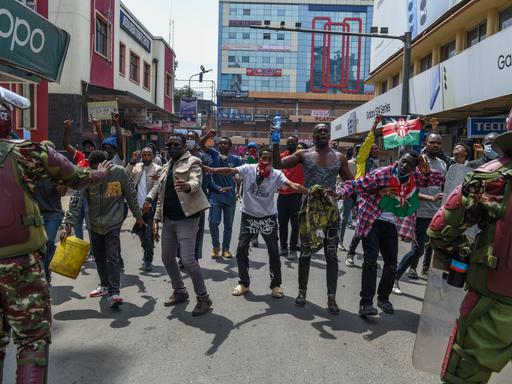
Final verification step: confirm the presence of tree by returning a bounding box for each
[174,86,194,113]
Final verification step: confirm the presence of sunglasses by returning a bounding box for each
[166,142,182,148]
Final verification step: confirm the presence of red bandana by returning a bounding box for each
[257,162,272,178]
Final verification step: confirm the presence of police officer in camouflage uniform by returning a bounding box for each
[428,106,512,383]
[0,87,109,384]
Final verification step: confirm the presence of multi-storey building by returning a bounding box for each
[332,0,512,162]
[217,0,375,145]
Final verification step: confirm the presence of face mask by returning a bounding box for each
[484,144,499,160]
[167,147,183,160]
[287,143,297,152]
[186,140,196,151]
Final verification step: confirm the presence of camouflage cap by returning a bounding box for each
[492,106,512,157]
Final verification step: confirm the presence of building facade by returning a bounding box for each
[217,0,374,145]
[332,0,512,161]
[47,0,177,154]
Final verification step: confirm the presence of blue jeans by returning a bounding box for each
[42,212,64,280]
[396,217,432,280]
[208,203,236,251]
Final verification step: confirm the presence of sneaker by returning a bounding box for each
[279,248,288,257]
[86,253,95,262]
[211,247,220,259]
[392,281,402,295]
[287,251,298,260]
[295,291,306,307]
[421,268,430,277]
[89,286,108,298]
[222,250,232,259]
[407,268,419,280]
[164,291,189,307]
[359,304,378,317]
[109,294,124,308]
[377,299,395,314]
[345,254,355,267]
[251,238,259,248]
[192,296,212,317]
[327,295,339,315]
[338,243,346,252]
[347,223,355,230]
[143,262,153,272]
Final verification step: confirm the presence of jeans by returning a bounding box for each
[277,193,302,251]
[195,212,206,260]
[339,195,356,245]
[74,197,89,240]
[137,210,155,264]
[298,224,339,295]
[208,202,236,251]
[347,234,361,255]
[161,217,207,297]
[396,217,432,280]
[90,228,122,295]
[360,220,398,306]
[42,212,64,280]
[236,213,281,289]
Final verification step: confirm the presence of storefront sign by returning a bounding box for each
[467,117,507,138]
[311,110,330,117]
[246,68,282,77]
[0,0,70,82]
[87,101,119,121]
[217,90,249,98]
[218,111,253,122]
[120,10,151,52]
[253,114,289,122]
[229,20,262,27]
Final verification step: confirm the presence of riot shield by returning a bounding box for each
[413,270,511,383]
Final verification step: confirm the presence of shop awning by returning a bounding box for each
[0,0,70,82]
[83,83,179,124]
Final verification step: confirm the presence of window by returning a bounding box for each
[466,22,486,48]
[229,32,236,39]
[242,56,249,63]
[18,0,36,10]
[420,53,432,73]
[276,57,284,64]
[392,74,400,88]
[15,84,36,130]
[229,8,237,15]
[165,73,172,98]
[499,6,512,31]
[440,40,456,62]
[264,8,271,16]
[381,80,388,94]
[277,33,285,41]
[262,57,270,64]
[119,43,126,75]
[228,56,235,63]
[263,33,271,40]
[261,80,270,87]
[277,9,285,17]
[243,9,250,16]
[242,33,250,40]
[95,14,110,59]
[129,51,140,83]
[143,62,151,90]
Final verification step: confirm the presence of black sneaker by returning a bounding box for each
[377,299,395,314]
[359,304,378,317]
[279,248,288,257]
[327,296,339,315]
[407,268,419,280]
[295,291,306,307]
[143,262,153,272]
[192,296,212,317]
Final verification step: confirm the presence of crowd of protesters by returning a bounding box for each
[32,111,500,319]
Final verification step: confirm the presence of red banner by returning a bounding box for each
[246,68,282,77]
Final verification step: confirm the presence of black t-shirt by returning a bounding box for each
[163,167,200,220]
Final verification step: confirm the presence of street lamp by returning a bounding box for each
[250,24,412,115]
[189,65,213,90]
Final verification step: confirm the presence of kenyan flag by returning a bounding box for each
[382,116,422,149]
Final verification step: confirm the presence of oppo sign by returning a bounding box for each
[0,7,45,53]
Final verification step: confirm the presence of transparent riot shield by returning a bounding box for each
[413,270,511,383]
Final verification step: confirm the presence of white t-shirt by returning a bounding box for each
[237,164,287,218]
[136,167,148,208]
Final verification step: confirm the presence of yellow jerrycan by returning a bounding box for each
[50,236,90,279]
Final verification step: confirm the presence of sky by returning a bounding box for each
[122,0,219,99]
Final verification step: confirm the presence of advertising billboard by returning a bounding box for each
[180,97,197,128]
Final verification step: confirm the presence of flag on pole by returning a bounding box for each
[381,116,422,149]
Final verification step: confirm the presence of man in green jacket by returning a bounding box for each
[62,150,144,308]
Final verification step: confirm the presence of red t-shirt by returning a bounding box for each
[74,150,89,168]
[279,151,304,195]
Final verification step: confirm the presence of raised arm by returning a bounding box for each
[272,143,303,169]
[199,129,216,151]
[62,115,77,158]
[112,112,124,160]
[91,115,105,144]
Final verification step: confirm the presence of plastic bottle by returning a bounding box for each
[271,112,281,144]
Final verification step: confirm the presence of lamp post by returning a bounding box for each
[250,25,412,115]
[189,65,212,90]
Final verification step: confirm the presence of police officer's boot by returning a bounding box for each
[16,348,48,384]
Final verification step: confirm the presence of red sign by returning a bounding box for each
[246,68,282,77]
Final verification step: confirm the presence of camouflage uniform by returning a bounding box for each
[427,157,512,383]
[0,139,105,383]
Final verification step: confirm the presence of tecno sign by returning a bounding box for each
[0,8,45,53]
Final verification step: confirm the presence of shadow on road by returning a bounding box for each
[50,285,86,306]
[120,273,147,293]
[234,293,420,342]
[138,265,168,278]
[53,295,157,328]
[167,305,234,356]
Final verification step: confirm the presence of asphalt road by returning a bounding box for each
[4,208,439,384]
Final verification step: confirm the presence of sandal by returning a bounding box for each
[271,286,284,299]
[232,284,249,296]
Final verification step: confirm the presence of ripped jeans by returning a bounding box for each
[298,224,339,295]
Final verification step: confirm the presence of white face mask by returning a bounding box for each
[484,144,499,160]
[186,140,196,151]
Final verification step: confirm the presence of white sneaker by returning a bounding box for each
[345,255,355,267]
[338,243,346,251]
[392,281,402,295]
[89,286,108,298]
[109,294,124,308]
